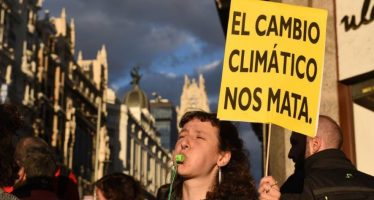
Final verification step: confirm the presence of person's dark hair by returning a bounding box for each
[95,173,143,200]
[173,111,257,199]
[23,146,56,177]
[179,110,220,128]
[0,103,23,187]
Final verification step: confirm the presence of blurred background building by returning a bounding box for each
[150,92,178,151]
[106,68,171,198]
[215,0,374,185]
[1,0,110,194]
[176,74,210,127]
[0,2,185,198]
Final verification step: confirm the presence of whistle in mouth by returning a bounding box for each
[175,154,185,164]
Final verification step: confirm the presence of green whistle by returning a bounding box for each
[175,154,185,164]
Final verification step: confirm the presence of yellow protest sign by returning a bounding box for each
[217,0,327,137]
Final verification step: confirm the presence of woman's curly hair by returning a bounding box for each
[172,111,257,200]
[0,103,23,187]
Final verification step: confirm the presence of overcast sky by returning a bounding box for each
[42,0,262,182]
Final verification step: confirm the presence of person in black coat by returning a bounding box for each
[259,115,374,200]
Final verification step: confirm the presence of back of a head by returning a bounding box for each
[317,115,343,150]
[16,137,56,178]
[95,173,143,200]
[15,137,50,161]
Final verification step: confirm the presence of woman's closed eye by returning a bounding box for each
[178,134,185,140]
[196,136,205,140]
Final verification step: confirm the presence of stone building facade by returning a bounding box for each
[1,1,109,194]
[107,71,171,198]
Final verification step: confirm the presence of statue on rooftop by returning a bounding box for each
[130,66,141,86]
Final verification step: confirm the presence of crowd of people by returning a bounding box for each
[1,103,374,200]
[0,104,80,200]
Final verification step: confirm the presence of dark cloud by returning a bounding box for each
[43,0,225,90]
[116,58,223,108]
